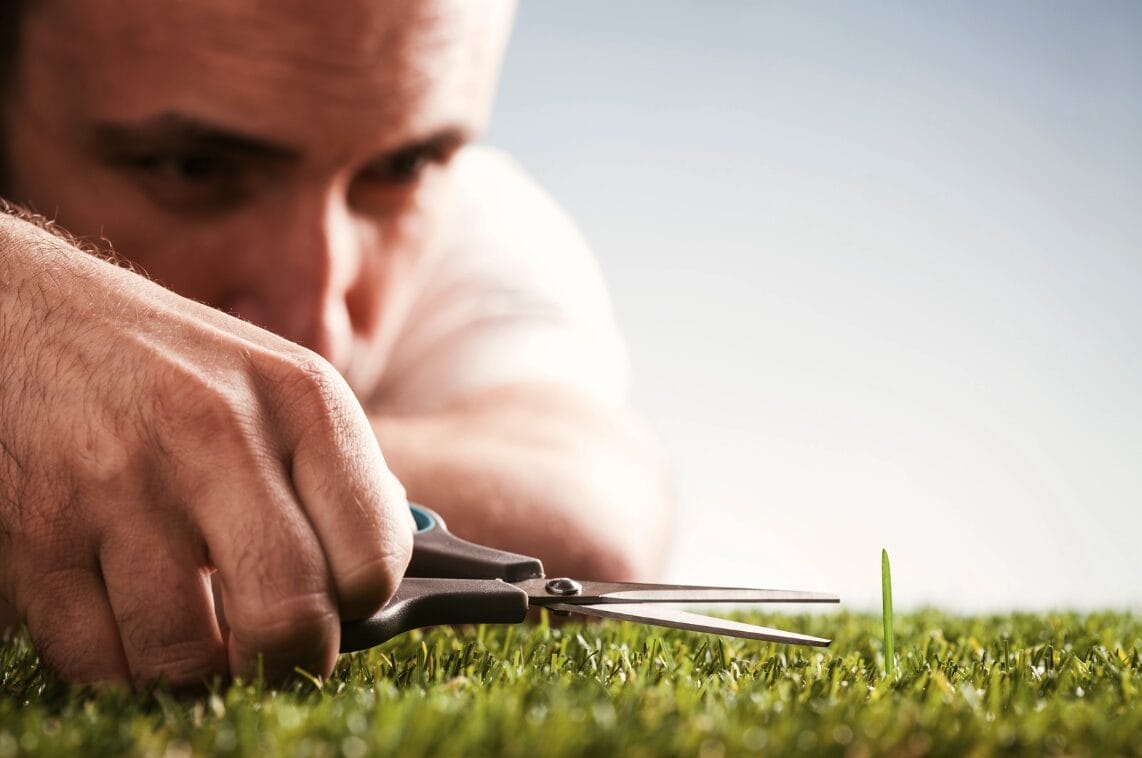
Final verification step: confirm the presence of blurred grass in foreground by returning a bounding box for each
[1,610,1138,756]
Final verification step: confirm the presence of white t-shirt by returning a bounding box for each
[363,146,630,413]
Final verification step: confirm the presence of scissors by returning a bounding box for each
[339,504,839,652]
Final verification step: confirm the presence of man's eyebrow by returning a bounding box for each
[88,113,299,164]
[371,125,472,162]
[88,113,474,169]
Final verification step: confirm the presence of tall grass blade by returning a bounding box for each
[882,548,895,677]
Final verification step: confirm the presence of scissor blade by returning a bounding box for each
[548,602,831,647]
[518,578,839,605]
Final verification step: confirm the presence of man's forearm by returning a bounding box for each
[371,384,672,581]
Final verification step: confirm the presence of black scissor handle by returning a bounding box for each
[406,504,544,582]
[339,578,530,652]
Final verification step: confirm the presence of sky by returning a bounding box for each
[485,1,1142,612]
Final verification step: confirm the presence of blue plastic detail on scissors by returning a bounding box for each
[410,504,435,532]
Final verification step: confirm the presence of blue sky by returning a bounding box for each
[486,2,1141,610]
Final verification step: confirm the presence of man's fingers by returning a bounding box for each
[100,522,227,689]
[289,391,413,621]
[187,456,339,683]
[23,567,130,686]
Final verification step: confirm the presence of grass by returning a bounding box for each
[883,549,894,678]
[1,610,1139,756]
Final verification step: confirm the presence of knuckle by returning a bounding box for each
[337,552,405,621]
[23,575,122,685]
[62,408,139,488]
[20,561,90,615]
[114,601,225,687]
[150,365,259,453]
[276,353,356,434]
[278,352,339,401]
[31,629,100,683]
[129,639,227,689]
[239,589,338,659]
[331,492,413,621]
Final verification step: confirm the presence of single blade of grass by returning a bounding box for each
[882,548,895,677]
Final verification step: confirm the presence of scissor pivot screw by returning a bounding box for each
[545,577,582,596]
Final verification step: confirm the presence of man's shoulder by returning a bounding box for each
[373,145,628,410]
[440,145,590,267]
[448,144,538,204]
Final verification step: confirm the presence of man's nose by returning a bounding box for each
[222,194,372,364]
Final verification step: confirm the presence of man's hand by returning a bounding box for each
[0,212,412,688]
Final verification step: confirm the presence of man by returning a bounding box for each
[0,0,670,689]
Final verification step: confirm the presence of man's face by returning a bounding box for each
[4,0,512,388]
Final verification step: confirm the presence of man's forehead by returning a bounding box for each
[22,0,512,153]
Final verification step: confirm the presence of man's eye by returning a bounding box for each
[349,146,451,214]
[122,151,248,213]
[368,146,445,187]
[133,152,232,183]
[387,148,432,184]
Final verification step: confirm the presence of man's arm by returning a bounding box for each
[373,383,672,581]
[362,148,673,580]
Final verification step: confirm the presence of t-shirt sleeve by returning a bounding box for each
[369,147,630,413]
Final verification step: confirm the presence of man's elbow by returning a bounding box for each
[560,434,674,582]
[573,527,669,583]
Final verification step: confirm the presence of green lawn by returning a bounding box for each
[1,610,1138,756]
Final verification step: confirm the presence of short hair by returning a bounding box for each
[0,0,28,193]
